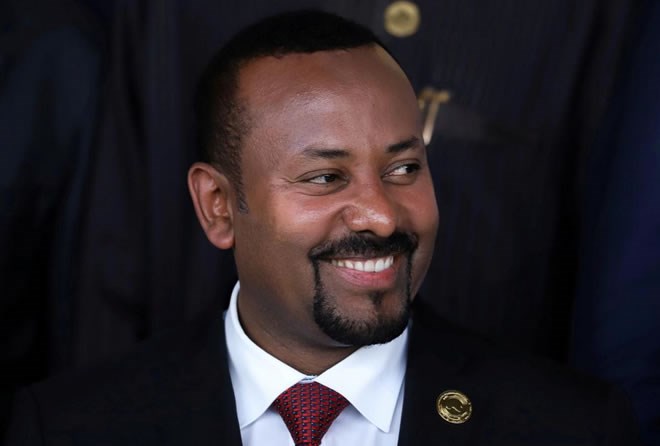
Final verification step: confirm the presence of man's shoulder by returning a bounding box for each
[404,300,639,444]
[410,299,624,404]
[6,313,239,444]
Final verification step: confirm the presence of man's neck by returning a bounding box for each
[237,307,359,375]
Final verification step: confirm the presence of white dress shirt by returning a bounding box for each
[224,282,408,446]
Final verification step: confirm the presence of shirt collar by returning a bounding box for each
[224,282,408,433]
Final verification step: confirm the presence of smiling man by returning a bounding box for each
[6,10,640,446]
[186,16,437,443]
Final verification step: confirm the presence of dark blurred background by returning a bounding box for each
[1,0,658,444]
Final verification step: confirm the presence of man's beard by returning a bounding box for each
[308,232,417,346]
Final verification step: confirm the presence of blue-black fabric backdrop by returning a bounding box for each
[571,1,660,443]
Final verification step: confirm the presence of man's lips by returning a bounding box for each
[329,255,395,273]
[324,255,399,289]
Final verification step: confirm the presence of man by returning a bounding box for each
[6,11,640,446]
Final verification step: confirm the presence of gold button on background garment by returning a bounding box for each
[436,390,472,424]
[384,1,420,38]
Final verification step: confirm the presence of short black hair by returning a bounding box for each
[195,10,387,211]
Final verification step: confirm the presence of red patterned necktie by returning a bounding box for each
[273,381,350,446]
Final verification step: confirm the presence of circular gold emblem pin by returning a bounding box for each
[436,390,472,424]
[384,1,420,38]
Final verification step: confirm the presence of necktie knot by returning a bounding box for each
[274,381,349,446]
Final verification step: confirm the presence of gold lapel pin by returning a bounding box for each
[436,390,472,424]
[384,1,421,38]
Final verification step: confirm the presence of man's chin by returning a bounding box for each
[312,294,411,346]
[310,246,415,346]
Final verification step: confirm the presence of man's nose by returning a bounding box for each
[341,182,398,237]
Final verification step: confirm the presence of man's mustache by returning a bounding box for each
[308,232,418,261]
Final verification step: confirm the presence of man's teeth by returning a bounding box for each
[330,256,394,273]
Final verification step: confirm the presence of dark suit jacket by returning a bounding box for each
[5,301,639,445]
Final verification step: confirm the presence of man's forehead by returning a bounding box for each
[236,46,411,107]
[233,46,422,171]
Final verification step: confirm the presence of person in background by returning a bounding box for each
[572,1,660,444]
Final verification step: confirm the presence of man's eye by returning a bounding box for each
[387,163,421,176]
[307,173,341,184]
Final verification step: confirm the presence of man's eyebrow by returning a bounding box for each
[387,136,422,154]
[298,136,422,159]
[299,147,350,160]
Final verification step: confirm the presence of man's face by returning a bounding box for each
[232,46,438,350]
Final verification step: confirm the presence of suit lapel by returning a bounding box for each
[153,314,243,446]
[398,300,486,446]
[195,314,243,445]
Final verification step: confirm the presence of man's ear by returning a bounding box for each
[188,162,235,250]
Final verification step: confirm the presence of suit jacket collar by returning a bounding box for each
[200,313,243,445]
[151,313,243,446]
